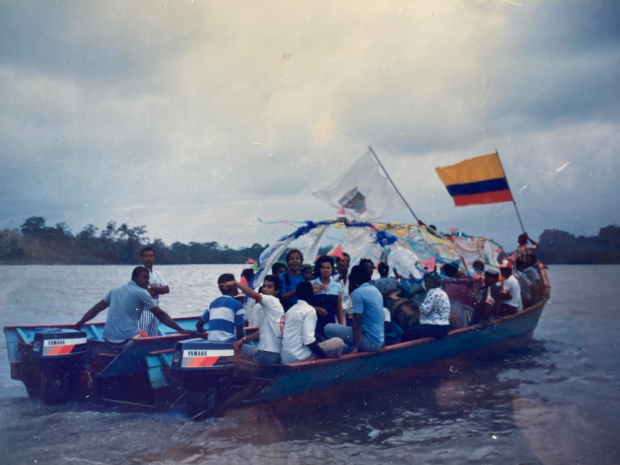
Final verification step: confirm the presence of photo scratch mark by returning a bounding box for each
[556,162,570,172]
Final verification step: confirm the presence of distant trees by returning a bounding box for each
[0,217,268,265]
[536,225,620,264]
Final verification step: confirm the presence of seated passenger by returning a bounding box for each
[233,276,285,365]
[301,264,315,281]
[196,274,245,342]
[271,262,288,278]
[470,268,501,325]
[400,272,451,342]
[497,261,521,316]
[515,259,533,309]
[311,256,344,337]
[239,268,254,287]
[75,267,192,350]
[279,248,305,311]
[324,265,384,353]
[524,255,544,303]
[373,262,401,308]
[359,258,376,281]
[280,282,345,364]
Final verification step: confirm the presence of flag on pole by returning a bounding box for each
[436,153,513,207]
[312,151,407,221]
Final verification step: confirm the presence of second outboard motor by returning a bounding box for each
[170,338,236,420]
[31,328,88,405]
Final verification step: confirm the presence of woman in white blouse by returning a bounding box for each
[401,271,450,342]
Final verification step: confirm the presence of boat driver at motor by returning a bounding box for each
[75,266,193,350]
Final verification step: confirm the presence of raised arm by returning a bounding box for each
[233,281,261,301]
[149,306,192,334]
[75,300,109,330]
[525,233,539,249]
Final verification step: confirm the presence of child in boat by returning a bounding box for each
[195,273,245,343]
[271,262,288,278]
[279,248,304,311]
[233,275,285,365]
[400,271,451,342]
[281,281,345,364]
[301,264,314,281]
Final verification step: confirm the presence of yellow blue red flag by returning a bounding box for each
[436,153,513,207]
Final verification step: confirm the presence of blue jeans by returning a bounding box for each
[324,324,382,353]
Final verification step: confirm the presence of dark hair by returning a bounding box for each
[285,248,304,263]
[378,262,389,277]
[349,264,371,285]
[518,234,527,245]
[241,268,254,280]
[336,252,350,262]
[132,266,149,281]
[429,225,437,231]
[358,258,374,280]
[315,255,334,272]
[472,260,485,270]
[296,281,314,302]
[217,273,236,285]
[140,246,156,257]
[264,274,283,291]
[443,262,459,278]
[271,262,287,274]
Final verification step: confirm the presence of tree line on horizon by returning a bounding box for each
[0,217,267,265]
[0,216,619,265]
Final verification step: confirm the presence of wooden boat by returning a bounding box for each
[170,264,551,420]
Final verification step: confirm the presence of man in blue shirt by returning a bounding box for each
[324,265,384,353]
[196,273,245,342]
[75,267,192,347]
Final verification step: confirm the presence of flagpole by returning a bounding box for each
[495,149,526,234]
[368,146,420,223]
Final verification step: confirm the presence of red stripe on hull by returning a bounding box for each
[452,189,513,206]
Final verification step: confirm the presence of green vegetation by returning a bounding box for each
[536,225,620,264]
[0,217,267,265]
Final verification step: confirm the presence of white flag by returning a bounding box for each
[312,151,407,221]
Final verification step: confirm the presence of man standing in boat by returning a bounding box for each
[137,246,170,337]
[75,266,192,349]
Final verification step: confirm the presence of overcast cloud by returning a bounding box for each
[1,0,618,250]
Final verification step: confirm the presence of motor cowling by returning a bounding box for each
[31,328,88,404]
[171,338,235,385]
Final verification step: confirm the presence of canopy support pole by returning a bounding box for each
[495,149,526,234]
[368,146,420,223]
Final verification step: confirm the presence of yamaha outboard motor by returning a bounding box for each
[171,339,236,420]
[31,328,88,405]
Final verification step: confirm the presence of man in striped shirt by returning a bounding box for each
[137,247,169,337]
[196,273,245,342]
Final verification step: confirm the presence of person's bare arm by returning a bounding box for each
[233,328,259,350]
[75,300,110,330]
[150,285,170,296]
[196,319,207,333]
[312,305,328,317]
[525,233,539,249]
[351,313,363,352]
[232,281,261,301]
[281,289,296,302]
[149,306,192,334]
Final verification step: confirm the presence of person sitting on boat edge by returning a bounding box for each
[324,265,384,353]
[281,281,345,364]
[401,271,451,342]
[195,273,245,342]
[279,248,305,311]
[75,266,192,349]
[497,261,521,316]
[524,254,544,304]
[233,275,285,365]
[137,246,170,337]
[512,232,539,262]
[311,255,344,338]
[470,268,501,325]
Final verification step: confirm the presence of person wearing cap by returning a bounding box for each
[497,261,521,316]
[401,271,451,342]
[470,268,501,325]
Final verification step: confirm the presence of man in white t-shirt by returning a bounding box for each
[497,261,521,316]
[281,281,344,364]
[137,247,170,336]
[233,275,285,365]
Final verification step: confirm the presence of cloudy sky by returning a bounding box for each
[1,0,618,250]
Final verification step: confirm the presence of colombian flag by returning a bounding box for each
[436,153,513,207]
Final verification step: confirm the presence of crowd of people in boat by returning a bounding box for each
[75,232,545,363]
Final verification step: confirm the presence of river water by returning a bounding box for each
[0,264,618,464]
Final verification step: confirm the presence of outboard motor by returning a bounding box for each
[170,338,236,420]
[31,328,88,405]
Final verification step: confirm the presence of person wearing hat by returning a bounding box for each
[470,268,501,325]
[401,271,451,342]
[497,261,521,316]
